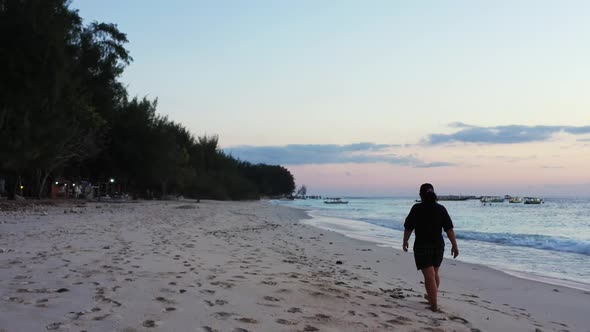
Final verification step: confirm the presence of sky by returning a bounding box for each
[72,1,590,197]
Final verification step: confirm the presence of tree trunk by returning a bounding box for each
[33,169,42,199]
[39,171,51,199]
[6,174,16,200]
[161,181,167,198]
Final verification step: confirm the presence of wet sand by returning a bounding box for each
[0,200,588,331]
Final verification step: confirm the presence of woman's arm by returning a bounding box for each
[403,229,412,252]
[446,229,459,258]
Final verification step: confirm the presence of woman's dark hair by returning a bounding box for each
[419,183,438,203]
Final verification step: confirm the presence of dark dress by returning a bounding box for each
[404,202,454,270]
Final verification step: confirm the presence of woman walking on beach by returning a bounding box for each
[403,183,459,312]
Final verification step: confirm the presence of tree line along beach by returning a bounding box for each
[0,1,295,203]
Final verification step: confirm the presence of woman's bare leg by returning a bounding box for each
[421,266,438,311]
[434,266,440,288]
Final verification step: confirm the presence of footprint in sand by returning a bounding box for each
[213,312,236,320]
[92,313,111,321]
[263,296,281,302]
[142,319,156,327]
[155,296,174,304]
[449,315,469,324]
[387,316,412,326]
[276,318,298,325]
[306,313,330,322]
[6,296,24,303]
[46,322,63,330]
[210,281,234,288]
[65,311,85,320]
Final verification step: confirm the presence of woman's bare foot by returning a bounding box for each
[424,293,440,312]
[429,305,442,313]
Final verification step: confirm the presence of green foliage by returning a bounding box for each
[238,162,296,196]
[0,0,105,197]
[0,0,295,200]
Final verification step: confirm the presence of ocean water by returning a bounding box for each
[273,197,590,291]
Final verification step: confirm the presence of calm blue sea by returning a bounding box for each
[273,197,590,291]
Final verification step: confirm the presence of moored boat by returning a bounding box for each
[524,197,543,204]
[480,196,504,203]
[509,197,523,203]
[324,197,349,204]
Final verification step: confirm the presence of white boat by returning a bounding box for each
[509,197,523,203]
[324,197,349,204]
[524,197,543,204]
[480,196,504,203]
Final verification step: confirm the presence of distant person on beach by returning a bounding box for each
[403,183,459,312]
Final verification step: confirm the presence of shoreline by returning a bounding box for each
[1,200,588,331]
[307,212,590,292]
[282,203,590,293]
[285,204,590,330]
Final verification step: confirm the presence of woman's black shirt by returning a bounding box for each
[404,202,454,248]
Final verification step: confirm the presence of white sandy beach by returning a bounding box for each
[0,200,588,332]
